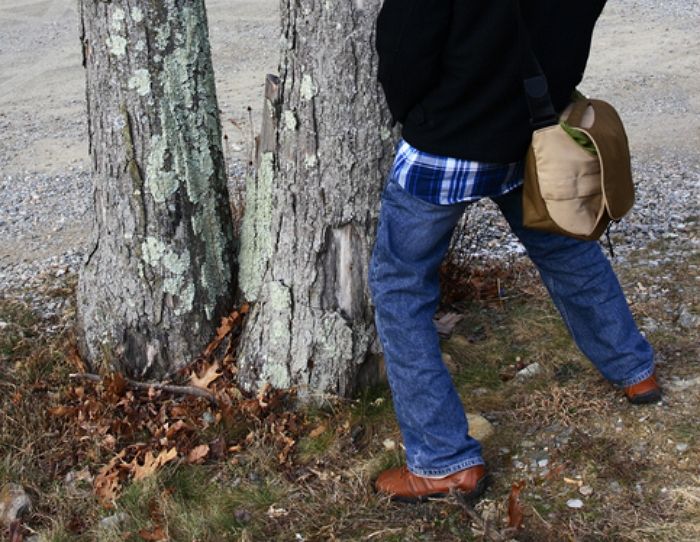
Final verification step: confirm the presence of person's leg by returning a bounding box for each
[369,178,484,477]
[492,186,654,387]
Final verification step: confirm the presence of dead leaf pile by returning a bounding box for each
[46,305,304,505]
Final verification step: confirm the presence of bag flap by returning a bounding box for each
[575,100,635,220]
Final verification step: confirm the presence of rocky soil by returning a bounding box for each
[1,1,697,312]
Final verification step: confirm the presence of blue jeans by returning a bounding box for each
[368,178,655,477]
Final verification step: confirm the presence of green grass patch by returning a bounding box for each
[94,465,285,541]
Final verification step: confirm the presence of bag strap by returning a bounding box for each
[564,98,592,127]
[515,1,559,129]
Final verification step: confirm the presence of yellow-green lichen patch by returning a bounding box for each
[155,22,171,50]
[111,7,126,31]
[300,74,317,101]
[141,237,194,314]
[304,153,319,169]
[263,281,293,388]
[128,69,151,97]
[283,110,298,131]
[131,7,144,23]
[106,35,127,57]
[145,135,178,203]
[147,4,232,318]
[238,153,275,300]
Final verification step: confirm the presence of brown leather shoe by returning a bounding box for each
[375,464,488,503]
[624,372,662,404]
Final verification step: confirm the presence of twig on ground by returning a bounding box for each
[450,493,514,542]
[68,373,217,404]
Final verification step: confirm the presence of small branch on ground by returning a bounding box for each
[68,373,217,404]
[450,492,517,542]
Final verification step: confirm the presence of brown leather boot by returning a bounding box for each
[374,464,488,503]
[624,372,662,404]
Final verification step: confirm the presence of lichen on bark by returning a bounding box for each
[77,0,237,377]
[237,0,395,400]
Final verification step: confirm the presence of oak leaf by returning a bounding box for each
[130,448,178,481]
[189,362,222,390]
[94,450,126,506]
[186,444,210,464]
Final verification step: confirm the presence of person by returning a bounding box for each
[368,0,661,503]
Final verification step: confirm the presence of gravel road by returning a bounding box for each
[0,0,698,301]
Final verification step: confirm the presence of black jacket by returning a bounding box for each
[376,0,607,163]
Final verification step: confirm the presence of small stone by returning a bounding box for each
[676,443,689,453]
[641,318,659,333]
[467,414,495,441]
[441,353,458,373]
[0,483,31,525]
[579,485,594,496]
[98,512,128,531]
[64,467,92,490]
[566,499,584,509]
[668,377,700,391]
[382,438,396,451]
[234,508,252,523]
[538,459,549,468]
[516,362,542,380]
[609,481,622,493]
[678,306,698,330]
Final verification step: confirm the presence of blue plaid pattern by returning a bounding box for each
[391,139,524,205]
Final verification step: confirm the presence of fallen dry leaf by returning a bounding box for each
[434,312,465,338]
[94,450,127,506]
[309,424,327,438]
[138,526,167,541]
[47,405,77,417]
[189,362,222,390]
[8,520,22,542]
[104,372,128,397]
[202,304,249,358]
[131,448,178,481]
[508,480,527,530]
[186,444,209,464]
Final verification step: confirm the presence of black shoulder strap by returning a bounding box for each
[515,1,559,129]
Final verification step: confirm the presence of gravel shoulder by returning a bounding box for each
[0,0,698,293]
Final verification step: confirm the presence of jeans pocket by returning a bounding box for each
[386,178,453,211]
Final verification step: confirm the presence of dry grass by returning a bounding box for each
[1,247,699,540]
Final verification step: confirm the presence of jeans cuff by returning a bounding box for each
[618,364,655,388]
[408,457,485,479]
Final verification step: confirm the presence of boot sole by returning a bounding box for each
[627,389,662,405]
[388,474,491,504]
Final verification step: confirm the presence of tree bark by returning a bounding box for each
[77,0,237,378]
[237,0,395,399]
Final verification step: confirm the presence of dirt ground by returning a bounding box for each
[0,0,278,175]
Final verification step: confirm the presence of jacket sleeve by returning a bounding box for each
[376,0,452,124]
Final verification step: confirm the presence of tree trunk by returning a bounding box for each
[237,0,395,399]
[77,0,237,378]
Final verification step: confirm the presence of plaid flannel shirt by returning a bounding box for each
[391,139,524,205]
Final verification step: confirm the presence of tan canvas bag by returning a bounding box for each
[522,97,636,241]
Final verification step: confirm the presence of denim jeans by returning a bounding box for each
[368,178,655,477]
